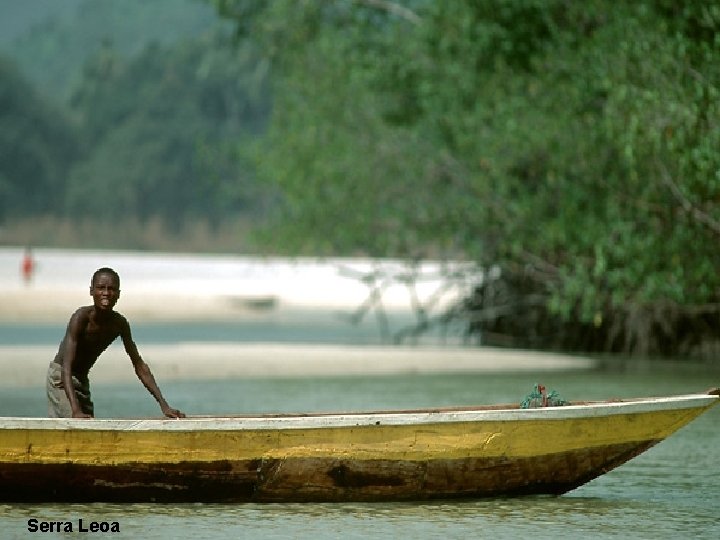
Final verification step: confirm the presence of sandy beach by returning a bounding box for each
[0,247,475,316]
[0,287,260,322]
[0,247,597,384]
[1,342,596,387]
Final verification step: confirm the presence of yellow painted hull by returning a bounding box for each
[0,392,716,502]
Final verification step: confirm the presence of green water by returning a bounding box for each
[1,368,718,539]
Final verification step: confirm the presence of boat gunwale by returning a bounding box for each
[0,392,716,432]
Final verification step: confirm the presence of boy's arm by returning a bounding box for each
[120,319,185,418]
[62,312,92,418]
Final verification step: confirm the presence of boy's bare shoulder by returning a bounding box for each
[69,306,127,326]
[106,309,130,330]
[70,306,93,320]
[111,310,129,322]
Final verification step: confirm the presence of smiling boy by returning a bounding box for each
[46,267,184,419]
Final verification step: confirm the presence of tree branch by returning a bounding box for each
[657,159,720,237]
[352,0,421,25]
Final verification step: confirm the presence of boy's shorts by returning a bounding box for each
[46,362,94,418]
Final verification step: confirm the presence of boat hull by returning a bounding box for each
[0,441,656,502]
[0,393,716,502]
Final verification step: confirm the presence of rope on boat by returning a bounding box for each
[520,383,570,409]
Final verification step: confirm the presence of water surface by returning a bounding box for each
[1,369,717,539]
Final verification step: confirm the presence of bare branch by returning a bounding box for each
[657,159,720,237]
[352,0,421,25]
[517,249,561,279]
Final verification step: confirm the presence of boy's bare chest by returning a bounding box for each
[81,319,120,348]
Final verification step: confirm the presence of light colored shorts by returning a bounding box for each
[46,362,94,418]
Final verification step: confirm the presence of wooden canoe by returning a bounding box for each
[0,389,717,502]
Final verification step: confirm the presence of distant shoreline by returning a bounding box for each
[0,288,281,323]
[0,343,598,387]
[0,246,476,321]
[0,247,599,385]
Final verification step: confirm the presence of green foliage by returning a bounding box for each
[3,0,220,101]
[215,0,720,356]
[0,0,82,46]
[65,33,271,230]
[0,0,275,238]
[0,55,80,221]
[2,0,719,356]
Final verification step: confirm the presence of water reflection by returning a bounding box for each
[2,496,696,540]
[1,483,718,539]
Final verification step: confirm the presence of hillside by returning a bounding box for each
[0,0,221,101]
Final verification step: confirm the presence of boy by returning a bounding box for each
[46,267,185,419]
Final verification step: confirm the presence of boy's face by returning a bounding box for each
[90,272,120,311]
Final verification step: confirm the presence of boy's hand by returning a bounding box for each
[162,405,186,418]
[72,411,93,419]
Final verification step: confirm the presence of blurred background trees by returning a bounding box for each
[1,0,718,358]
[0,0,271,244]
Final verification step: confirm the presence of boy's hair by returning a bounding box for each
[91,267,120,287]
